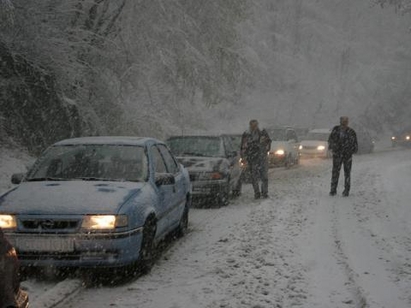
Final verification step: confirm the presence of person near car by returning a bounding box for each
[0,228,20,308]
[328,116,358,197]
[240,119,272,199]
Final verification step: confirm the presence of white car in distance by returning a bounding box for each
[299,129,332,158]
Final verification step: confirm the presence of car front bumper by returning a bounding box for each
[300,149,328,158]
[191,179,228,198]
[4,228,143,268]
[268,154,286,166]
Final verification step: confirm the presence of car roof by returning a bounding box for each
[54,136,162,146]
[267,126,295,131]
[167,135,221,139]
[308,129,331,134]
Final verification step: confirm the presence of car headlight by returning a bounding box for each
[407,136,410,140]
[81,215,128,230]
[299,145,303,150]
[317,145,326,151]
[391,136,396,140]
[0,214,17,229]
[275,149,285,156]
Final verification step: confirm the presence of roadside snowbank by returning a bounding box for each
[0,147,34,193]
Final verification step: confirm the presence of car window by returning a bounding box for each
[223,137,234,156]
[27,145,148,182]
[229,135,242,150]
[268,129,286,141]
[306,132,330,141]
[157,145,180,174]
[151,146,167,174]
[287,130,298,142]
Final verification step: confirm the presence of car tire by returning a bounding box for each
[217,180,230,207]
[295,154,300,165]
[176,204,189,238]
[139,218,157,274]
[285,154,292,169]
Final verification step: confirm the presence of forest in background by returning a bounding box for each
[1,0,411,153]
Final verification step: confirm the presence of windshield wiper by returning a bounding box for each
[26,177,67,182]
[181,152,206,157]
[76,177,141,182]
[76,177,121,182]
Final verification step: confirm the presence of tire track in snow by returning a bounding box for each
[330,152,411,308]
[331,204,368,308]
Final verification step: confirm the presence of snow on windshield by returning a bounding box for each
[305,133,330,141]
[167,137,222,157]
[27,145,148,182]
[268,129,286,141]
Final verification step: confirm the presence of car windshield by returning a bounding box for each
[26,145,148,182]
[168,137,222,157]
[305,133,330,141]
[228,135,242,150]
[268,129,286,141]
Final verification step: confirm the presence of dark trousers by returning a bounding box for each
[331,154,352,193]
[248,158,268,196]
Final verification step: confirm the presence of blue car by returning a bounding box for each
[0,137,191,270]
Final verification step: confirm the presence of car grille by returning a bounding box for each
[18,251,82,261]
[302,146,317,150]
[17,251,120,262]
[189,174,198,181]
[21,219,80,230]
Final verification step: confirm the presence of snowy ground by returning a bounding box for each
[60,147,410,308]
[1,145,411,308]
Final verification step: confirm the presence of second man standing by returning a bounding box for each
[240,120,272,199]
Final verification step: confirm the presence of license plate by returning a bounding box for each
[12,236,74,252]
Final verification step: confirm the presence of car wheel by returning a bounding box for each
[285,154,291,169]
[217,180,230,207]
[139,218,157,274]
[176,204,189,238]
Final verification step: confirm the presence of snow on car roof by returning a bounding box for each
[308,129,331,134]
[167,135,221,139]
[54,136,161,146]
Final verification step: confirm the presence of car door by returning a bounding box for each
[150,145,174,238]
[157,144,186,227]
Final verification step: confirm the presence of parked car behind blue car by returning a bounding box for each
[0,137,191,271]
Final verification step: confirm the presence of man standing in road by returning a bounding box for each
[240,120,271,199]
[328,116,358,197]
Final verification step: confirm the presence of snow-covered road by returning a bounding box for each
[53,148,411,308]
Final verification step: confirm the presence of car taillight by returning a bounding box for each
[211,172,223,180]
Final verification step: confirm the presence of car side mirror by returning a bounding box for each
[155,173,175,186]
[11,173,25,184]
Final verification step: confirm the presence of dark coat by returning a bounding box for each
[0,228,19,308]
[241,128,271,162]
[328,125,358,157]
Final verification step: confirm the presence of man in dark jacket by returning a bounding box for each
[328,116,358,197]
[0,228,20,308]
[240,120,272,199]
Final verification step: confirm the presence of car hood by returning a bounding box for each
[270,141,289,150]
[301,140,328,147]
[0,181,145,215]
[176,156,225,172]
